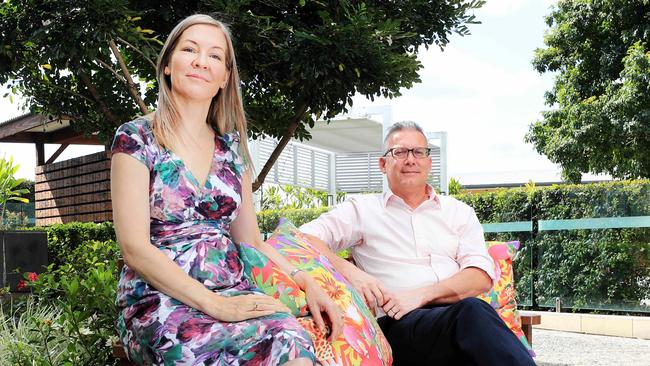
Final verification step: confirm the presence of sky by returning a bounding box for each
[0,0,606,185]
[350,0,578,185]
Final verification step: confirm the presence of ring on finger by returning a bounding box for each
[253,302,259,311]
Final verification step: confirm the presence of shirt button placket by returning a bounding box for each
[412,213,426,257]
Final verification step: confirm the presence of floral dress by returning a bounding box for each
[112,118,316,365]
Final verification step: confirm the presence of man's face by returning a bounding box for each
[379,129,432,193]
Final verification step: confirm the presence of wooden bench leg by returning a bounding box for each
[519,312,541,346]
[113,340,135,366]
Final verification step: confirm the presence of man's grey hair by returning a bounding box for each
[383,121,427,151]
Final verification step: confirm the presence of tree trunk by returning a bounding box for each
[252,103,309,192]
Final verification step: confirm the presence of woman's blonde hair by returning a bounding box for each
[152,13,252,170]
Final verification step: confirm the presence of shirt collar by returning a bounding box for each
[382,184,442,209]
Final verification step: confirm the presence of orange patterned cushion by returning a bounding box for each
[476,240,534,356]
[240,218,392,366]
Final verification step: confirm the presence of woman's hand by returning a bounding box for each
[205,293,291,322]
[297,273,344,342]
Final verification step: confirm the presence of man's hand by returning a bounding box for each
[344,265,390,309]
[381,287,430,320]
[298,232,390,309]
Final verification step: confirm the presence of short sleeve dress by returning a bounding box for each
[111,118,316,365]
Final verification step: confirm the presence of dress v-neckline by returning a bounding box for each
[166,134,219,192]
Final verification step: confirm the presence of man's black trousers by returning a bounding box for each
[377,297,536,366]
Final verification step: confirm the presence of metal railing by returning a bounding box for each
[1,202,36,228]
[483,216,650,314]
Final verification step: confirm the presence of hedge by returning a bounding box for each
[456,180,650,222]
[257,207,329,234]
[25,221,117,270]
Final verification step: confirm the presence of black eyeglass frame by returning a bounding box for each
[383,147,432,159]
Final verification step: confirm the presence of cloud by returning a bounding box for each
[414,46,546,99]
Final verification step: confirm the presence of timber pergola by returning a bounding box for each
[0,113,103,165]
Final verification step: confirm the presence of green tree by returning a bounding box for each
[0,156,29,227]
[1,0,484,190]
[527,0,650,182]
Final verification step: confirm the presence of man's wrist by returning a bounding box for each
[339,260,362,283]
[423,285,440,306]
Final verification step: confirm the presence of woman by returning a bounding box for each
[111,14,342,365]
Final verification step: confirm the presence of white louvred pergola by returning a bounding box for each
[249,106,448,198]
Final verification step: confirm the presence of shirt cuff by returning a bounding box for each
[459,255,497,285]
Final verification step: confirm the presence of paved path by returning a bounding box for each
[533,329,650,365]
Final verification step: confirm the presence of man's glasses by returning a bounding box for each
[383,147,431,159]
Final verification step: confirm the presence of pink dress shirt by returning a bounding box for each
[300,187,496,294]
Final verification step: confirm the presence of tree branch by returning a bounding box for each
[95,57,127,83]
[48,83,95,104]
[79,72,121,127]
[116,37,157,71]
[108,39,149,114]
[252,102,309,192]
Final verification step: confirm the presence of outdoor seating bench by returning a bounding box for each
[111,259,541,364]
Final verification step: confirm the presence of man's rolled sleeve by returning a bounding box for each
[456,208,496,283]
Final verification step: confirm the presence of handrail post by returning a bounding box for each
[530,217,539,309]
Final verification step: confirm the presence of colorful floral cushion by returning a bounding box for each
[239,218,392,366]
[476,240,535,357]
[238,242,309,317]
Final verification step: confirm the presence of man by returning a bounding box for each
[300,121,535,365]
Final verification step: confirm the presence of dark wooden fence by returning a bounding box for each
[35,151,112,226]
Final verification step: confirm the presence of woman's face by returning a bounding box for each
[164,24,230,103]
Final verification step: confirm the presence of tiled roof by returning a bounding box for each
[0,113,33,127]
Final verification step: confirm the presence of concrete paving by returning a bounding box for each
[533,328,650,366]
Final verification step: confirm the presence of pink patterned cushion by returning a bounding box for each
[476,240,534,356]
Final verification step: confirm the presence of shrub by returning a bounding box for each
[24,239,120,365]
[0,296,109,365]
[534,229,650,310]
